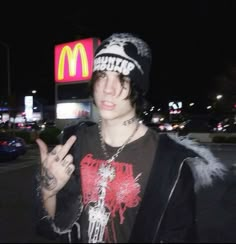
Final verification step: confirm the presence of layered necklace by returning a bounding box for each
[87,118,140,243]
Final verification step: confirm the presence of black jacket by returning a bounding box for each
[34,122,227,243]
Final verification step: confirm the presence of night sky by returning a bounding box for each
[1,1,236,111]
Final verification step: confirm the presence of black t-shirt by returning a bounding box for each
[78,124,159,243]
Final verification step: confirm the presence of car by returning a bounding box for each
[0,132,27,161]
[212,118,236,133]
[23,121,41,131]
[58,120,96,142]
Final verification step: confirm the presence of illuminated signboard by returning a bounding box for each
[54,38,100,83]
[24,96,33,121]
[56,102,91,119]
[168,101,182,114]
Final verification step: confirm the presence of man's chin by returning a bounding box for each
[99,110,117,120]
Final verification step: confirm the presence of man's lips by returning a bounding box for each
[100,101,116,110]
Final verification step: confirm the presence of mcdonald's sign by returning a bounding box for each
[54,38,100,83]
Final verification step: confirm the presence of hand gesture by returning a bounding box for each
[36,135,77,199]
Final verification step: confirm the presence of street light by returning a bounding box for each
[0,40,11,97]
[31,90,43,120]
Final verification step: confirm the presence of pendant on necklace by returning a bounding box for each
[99,163,116,182]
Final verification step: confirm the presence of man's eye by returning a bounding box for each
[123,76,130,82]
[122,77,130,88]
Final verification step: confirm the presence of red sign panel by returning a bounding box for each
[54,38,100,83]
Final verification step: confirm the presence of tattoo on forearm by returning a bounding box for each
[41,167,57,191]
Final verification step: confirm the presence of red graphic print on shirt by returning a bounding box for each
[80,153,141,224]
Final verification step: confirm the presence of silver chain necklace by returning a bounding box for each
[98,119,140,164]
[87,119,140,242]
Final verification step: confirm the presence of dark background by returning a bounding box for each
[1,1,236,110]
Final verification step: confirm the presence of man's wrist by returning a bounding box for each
[41,186,56,201]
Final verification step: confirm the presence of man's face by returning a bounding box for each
[93,71,135,121]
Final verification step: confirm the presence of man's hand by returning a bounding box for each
[36,135,77,199]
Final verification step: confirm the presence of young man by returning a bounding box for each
[35,33,227,243]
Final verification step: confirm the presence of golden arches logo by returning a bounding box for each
[58,43,89,80]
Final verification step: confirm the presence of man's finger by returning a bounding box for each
[66,164,75,176]
[36,138,48,163]
[57,135,77,160]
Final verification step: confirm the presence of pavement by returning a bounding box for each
[196,167,236,243]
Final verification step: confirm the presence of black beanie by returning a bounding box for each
[93,33,152,94]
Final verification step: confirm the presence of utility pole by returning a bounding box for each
[0,40,11,98]
[0,40,13,132]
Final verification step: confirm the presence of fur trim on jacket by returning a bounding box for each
[168,133,228,191]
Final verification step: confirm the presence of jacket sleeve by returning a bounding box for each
[33,163,83,241]
[33,164,59,241]
[157,162,198,243]
[33,124,84,241]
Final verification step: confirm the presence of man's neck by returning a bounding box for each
[100,117,147,147]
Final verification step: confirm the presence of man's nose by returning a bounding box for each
[103,79,115,95]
